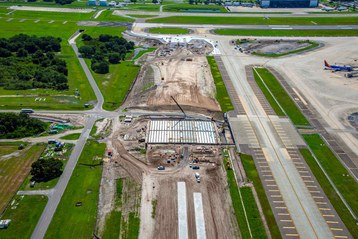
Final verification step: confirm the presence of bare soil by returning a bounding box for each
[238,39,313,55]
[97,116,239,239]
[124,45,221,114]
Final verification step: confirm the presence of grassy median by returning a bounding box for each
[207,56,234,112]
[148,27,190,34]
[240,153,282,239]
[302,134,358,216]
[299,148,358,236]
[214,29,358,37]
[147,16,358,25]
[253,67,310,126]
[223,151,267,239]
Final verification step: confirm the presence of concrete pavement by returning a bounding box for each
[218,40,335,238]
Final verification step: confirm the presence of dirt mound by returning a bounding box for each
[124,47,221,113]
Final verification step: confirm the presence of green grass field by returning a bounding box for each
[252,41,319,57]
[88,60,140,111]
[253,68,310,126]
[0,144,45,214]
[60,133,81,140]
[45,140,106,239]
[214,29,358,36]
[121,3,160,12]
[0,195,48,239]
[102,211,122,239]
[77,27,140,111]
[299,148,358,236]
[147,16,358,25]
[0,1,88,8]
[148,27,190,34]
[0,18,97,110]
[2,9,92,22]
[163,3,226,12]
[223,151,266,239]
[240,153,282,239]
[206,56,234,112]
[302,134,358,216]
[0,142,26,156]
[20,144,74,191]
[132,47,156,61]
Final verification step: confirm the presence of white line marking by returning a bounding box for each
[178,182,188,239]
[193,192,207,239]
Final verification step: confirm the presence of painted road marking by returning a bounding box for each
[178,182,188,239]
[323,214,335,217]
[193,192,206,239]
[331,228,343,231]
[278,213,290,216]
[327,221,338,224]
[319,208,331,211]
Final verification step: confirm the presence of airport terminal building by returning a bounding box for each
[260,0,319,8]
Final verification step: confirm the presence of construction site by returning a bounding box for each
[93,39,241,239]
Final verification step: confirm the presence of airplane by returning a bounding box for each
[337,6,347,11]
[324,60,353,72]
[321,7,335,11]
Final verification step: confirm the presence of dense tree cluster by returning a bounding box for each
[31,158,63,182]
[55,0,75,5]
[0,34,69,91]
[26,0,76,4]
[79,34,134,74]
[0,113,47,139]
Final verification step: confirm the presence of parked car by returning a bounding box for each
[157,166,165,170]
[192,166,200,170]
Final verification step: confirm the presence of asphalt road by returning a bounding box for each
[30,115,95,239]
[133,22,358,30]
[70,42,104,111]
[30,32,104,239]
[114,9,358,18]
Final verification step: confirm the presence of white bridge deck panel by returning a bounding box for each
[147,120,217,144]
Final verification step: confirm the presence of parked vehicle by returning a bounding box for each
[157,165,165,170]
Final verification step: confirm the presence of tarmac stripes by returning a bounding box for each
[248,147,299,239]
[287,148,351,238]
[214,56,246,115]
[178,182,188,239]
[193,192,207,239]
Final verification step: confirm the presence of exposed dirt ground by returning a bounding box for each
[97,117,239,239]
[124,44,221,113]
[237,39,314,55]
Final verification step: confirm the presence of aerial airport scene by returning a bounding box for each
[0,0,357,238]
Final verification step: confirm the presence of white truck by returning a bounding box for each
[195,173,201,183]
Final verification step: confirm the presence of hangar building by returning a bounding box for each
[260,0,319,8]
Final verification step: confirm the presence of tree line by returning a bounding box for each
[27,0,75,5]
[0,113,47,139]
[0,34,69,91]
[79,34,135,74]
